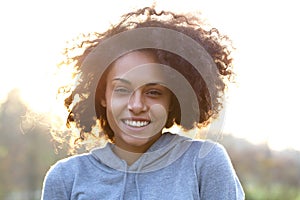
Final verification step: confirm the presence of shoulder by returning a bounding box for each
[45,153,93,180]
[193,139,229,160]
[55,153,90,167]
[189,139,245,199]
[58,153,92,165]
[182,137,228,160]
[42,154,93,199]
[184,138,236,180]
[170,134,231,167]
[188,139,234,171]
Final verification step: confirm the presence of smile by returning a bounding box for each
[123,120,150,127]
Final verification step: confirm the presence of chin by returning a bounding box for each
[121,132,153,146]
[114,130,162,152]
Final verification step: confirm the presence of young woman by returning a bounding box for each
[42,7,245,200]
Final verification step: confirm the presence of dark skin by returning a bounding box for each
[100,51,172,163]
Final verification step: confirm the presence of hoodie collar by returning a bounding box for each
[91,132,192,173]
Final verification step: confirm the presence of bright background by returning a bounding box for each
[1,0,299,151]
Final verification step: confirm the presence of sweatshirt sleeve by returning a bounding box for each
[41,162,70,200]
[198,142,245,200]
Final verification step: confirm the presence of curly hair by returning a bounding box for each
[60,6,234,144]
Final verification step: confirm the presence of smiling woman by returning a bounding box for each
[41,6,244,200]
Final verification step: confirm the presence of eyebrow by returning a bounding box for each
[112,78,131,85]
[112,78,165,87]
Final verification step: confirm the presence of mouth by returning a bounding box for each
[122,119,150,128]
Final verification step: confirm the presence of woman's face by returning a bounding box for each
[100,51,172,152]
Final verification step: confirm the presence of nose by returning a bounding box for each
[128,90,147,114]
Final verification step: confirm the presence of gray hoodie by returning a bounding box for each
[42,133,245,200]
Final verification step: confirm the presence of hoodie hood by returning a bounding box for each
[91,132,192,173]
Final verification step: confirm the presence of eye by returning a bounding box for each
[113,87,131,94]
[145,89,162,97]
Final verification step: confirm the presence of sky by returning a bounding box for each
[0,0,299,151]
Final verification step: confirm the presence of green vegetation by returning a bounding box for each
[220,134,300,200]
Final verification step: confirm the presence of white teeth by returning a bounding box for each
[124,120,149,127]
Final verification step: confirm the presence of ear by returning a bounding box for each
[100,99,107,107]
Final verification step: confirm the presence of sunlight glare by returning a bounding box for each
[1,0,300,152]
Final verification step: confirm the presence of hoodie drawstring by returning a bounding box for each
[135,155,146,200]
[135,174,140,200]
[120,162,128,200]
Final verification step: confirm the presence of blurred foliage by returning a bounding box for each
[0,89,300,200]
[220,134,300,200]
[0,89,67,200]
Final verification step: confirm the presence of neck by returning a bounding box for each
[112,145,143,166]
[113,133,162,165]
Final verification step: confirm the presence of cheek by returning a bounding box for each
[107,95,129,118]
[157,95,172,112]
[149,104,168,121]
[148,104,169,135]
[105,99,125,134]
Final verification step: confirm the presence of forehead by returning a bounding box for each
[108,51,167,85]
